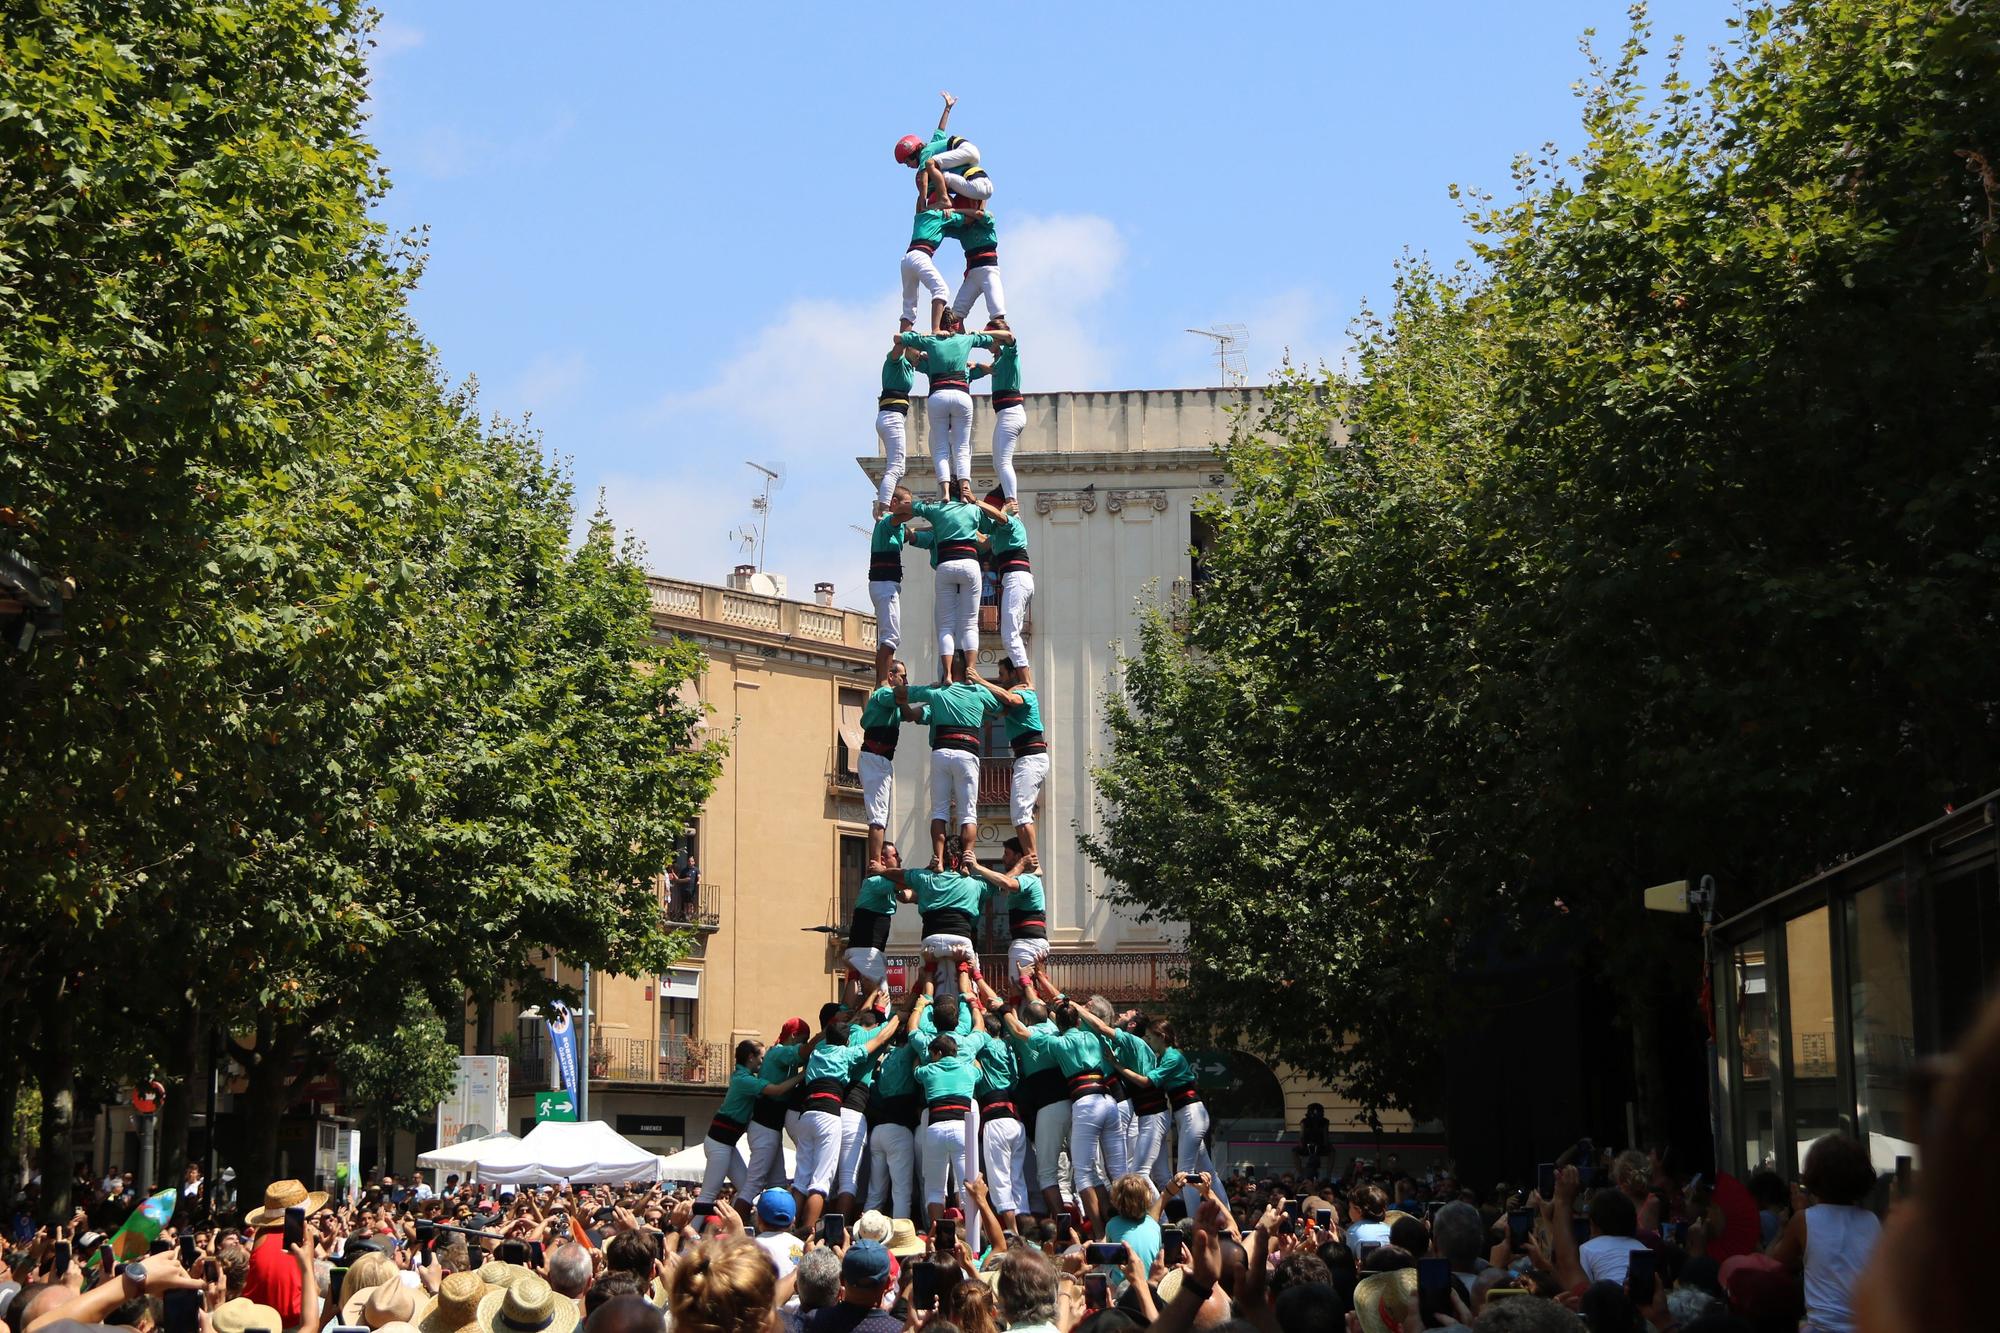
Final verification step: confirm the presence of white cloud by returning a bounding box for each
[506,350,589,415]
[372,20,425,56]
[615,213,1126,604]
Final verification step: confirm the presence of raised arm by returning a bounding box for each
[860,1009,904,1056]
[1001,1007,1033,1041]
[965,667,1024,709]
[936,91,956,131]
[1549,1165,1588,1292]
[1073,1004,1116,1039]
[965,856,1020,894]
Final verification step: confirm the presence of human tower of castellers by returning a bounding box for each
[698,94,1222,1250]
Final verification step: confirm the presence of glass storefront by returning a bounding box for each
[1714,795,2000,1179]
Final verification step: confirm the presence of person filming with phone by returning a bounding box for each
[240,1180,325,1333]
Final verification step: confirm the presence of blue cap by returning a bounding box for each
[842,1240,892,1286]
[756,1187,797,1226]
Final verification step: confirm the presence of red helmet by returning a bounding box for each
[894,134,924,165]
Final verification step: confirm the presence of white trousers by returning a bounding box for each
[868,580,901,653]
[998,569,1033,671]
[901,250,949,326]
[1175,1101,1220,1218]
[866,1123,917,1219]
[875,410,909,506]
[934,559,980,662]
[794,1108,843,1198]
[1011,749,1047,828]
[927,388,973,484]
[836,1107,869,1197]
[952,266,1008,325]
[989,403,1025,500]
[699,1137,750,1202]
[920,932,976,996]
[921,1113,988,1209]
[1133,1112,1173,1193]
[745,1122,786,1194]
[928,748,978,828]
[1069,1092,1127,1192]
[845,945,888,986]
[982,1116,1031,1216]
[1007,936,1050,981]
[860,750,894,828]
[1034,1098,1072,1193]
[1119,1100,1139,1173]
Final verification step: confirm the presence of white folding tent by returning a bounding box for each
[415,1131,519,1181]
[654,1140,793,1184]
[469,1120,665,1186]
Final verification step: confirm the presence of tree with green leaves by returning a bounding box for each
[0,0,722,1215]
[1087,0,2000,1131]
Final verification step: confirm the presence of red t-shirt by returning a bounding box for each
[244,1230,303,1330]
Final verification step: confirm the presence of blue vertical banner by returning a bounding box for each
[546,1001,579,1098]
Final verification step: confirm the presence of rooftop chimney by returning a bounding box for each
[814,581,835,608]
[728,564,756,592]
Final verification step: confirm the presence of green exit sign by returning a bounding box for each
[535,1090,578,1122]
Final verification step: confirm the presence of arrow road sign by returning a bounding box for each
[535,1090,578,1122]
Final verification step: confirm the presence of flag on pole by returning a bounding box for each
[546,1002,579,1099]
[109,1189,178,1261]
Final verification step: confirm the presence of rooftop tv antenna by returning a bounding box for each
[1186,324,1249,387]
[744,460,785,571]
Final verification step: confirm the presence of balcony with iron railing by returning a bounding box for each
[589,1035,729,1088]
[662,878,721,932]
[829,746,864,798]
[978,757,1012,807]
[976,949,1187,1003]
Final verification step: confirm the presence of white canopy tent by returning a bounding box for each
[469,1120,666,1186]
[654,1140,792,1184]
[415,1131,519,1180]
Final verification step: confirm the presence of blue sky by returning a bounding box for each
[365,2,1742,607]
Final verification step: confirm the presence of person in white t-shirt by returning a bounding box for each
[1575,1189,1650,1286]
[1345,1183,1393,1250]
[751,1187,804,1299]
[1769,1134,1881,1333]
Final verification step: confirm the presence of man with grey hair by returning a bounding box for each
[1431,1201,1497,1301]
[545,1243,593,1309]
[793,1249,840,1314]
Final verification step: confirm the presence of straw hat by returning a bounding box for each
[244,1179,330,1228]
[478,1263,533,1289]
[1352,1269,1418,1333]
[483,1275,579,1333]
[212,1299,285,1333]
[418,1271,503,1333]
[344,1280,421,1330]
[884,1217,926,1258]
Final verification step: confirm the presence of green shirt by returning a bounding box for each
[873,1041,919,1098]
[914,1052,980,1103]
[861,684,902,730]
[1029,1025,1116,1080]
[1010,1018,1060,1077]
[1000,687,1042,741]
[717,1065,767,1124]
[975,1034,1017,1097]
[985,870,1044,917]
[905,679,997,742]
[946,209,999,253]
[913,130,955,169]
[881,350,917,397]
[1104,1027,1153,1080]
[980,508,1028,556]
[759,1043,801,1084]
[904,866,983,934]
[909,499,984,568]
[804,1039,874,1086]
[1151,1046,1197,1092]
[870,515,907,558]
[856,874,898,915]
[896,331,995,383]
[909,207,953,249]
[987,342,1020,397]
